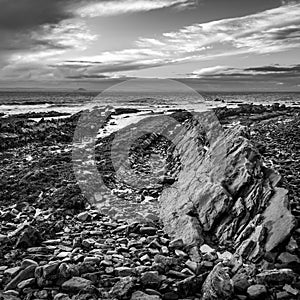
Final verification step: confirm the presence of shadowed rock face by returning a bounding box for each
[159,123,296,261]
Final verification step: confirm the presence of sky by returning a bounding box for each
[0,0,299,91]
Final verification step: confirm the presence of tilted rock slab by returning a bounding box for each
[159,122,296,261]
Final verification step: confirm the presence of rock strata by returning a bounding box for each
[160,123,296,262]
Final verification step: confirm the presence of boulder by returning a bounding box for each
[159,124,296,261]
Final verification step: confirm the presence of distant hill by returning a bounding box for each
[76,88,87,92]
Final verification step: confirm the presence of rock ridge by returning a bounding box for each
[159,123,296,262]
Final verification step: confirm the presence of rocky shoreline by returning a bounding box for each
[1,104,300,300]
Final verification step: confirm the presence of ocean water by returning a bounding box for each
[0,91,299,115]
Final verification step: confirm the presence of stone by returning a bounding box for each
[61,277,93,292]
[232,274,251,294]
[53,293,71,300]
[283,284,298,295]
[201,263,233,300]
[217,251,233,261]
[56,251,71,258]
[256,269,296,285]
[140,254,150,262]
[5,265,36,291]
[247,284,267,299]
[140,227,157,236]
[0,234,7,242]
[169,238,184,249]
[17,278,35,289]
[35,290,49,299]
[161,246,169,254]
[140,271,162,289]
[42,262,60,278]
[162,291,179,299]
[286,237,298,253]
[0,266,8,272]
[154,255,175,271]
[15,225,41,248]
[200,244,215,254]
[83,256,101,265]
[82,238,96,248]
[185,260,198,273]
[77,212,91,221]
[174,249,188,257]
[115,267,134,277]
[130,291,161,300]
[4,267,21,277]
[177,276,204,297]
[276,291,291,300]
[277,252,300,265]
[21,259,38,269]
[110,276,135,299]
[59,263,79,279]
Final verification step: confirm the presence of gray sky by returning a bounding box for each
[0,0,299,91]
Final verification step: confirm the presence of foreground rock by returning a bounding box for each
[160,123,296,262]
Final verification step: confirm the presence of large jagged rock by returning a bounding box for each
[159,123,296,261]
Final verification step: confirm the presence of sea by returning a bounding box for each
[0,91,300,116]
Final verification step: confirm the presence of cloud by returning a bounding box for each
[190,66,231,76]
[0,0,196,73]
[180,64,300,90]
[0,0,300,81]
[0,0,98,68]
[3,20,97,64]
[147,2,300,55]
[49,3,300,80]
[188,64,300,79]
[74,0,196,17]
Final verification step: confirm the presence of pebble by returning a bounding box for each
[247,284,268,299]
[139,227,157,236]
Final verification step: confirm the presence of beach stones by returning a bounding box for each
[1,106,300,300]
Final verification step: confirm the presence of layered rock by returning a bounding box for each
[159,121,296,261]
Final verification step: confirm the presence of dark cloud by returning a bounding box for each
[52,60,165,78]
[66,74,110,79]
[189,64,300,78]
[270,26,300,41]
[246,64,300,73]
[187,64,300,87]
